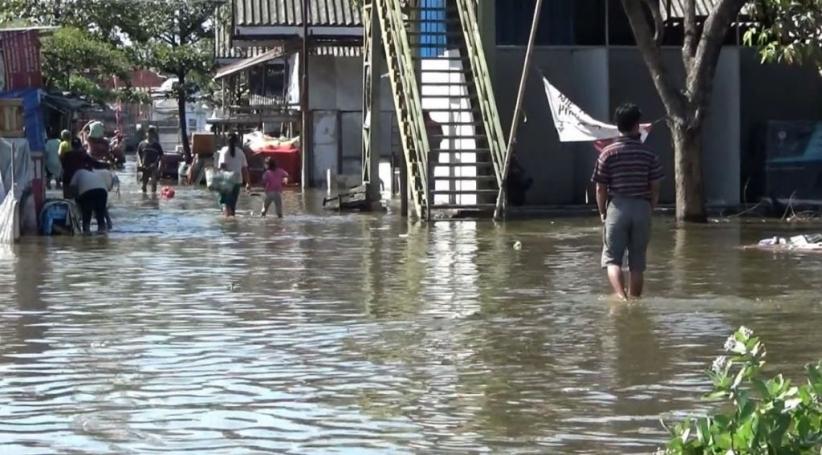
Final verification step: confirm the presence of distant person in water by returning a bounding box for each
[44,128,63,189]
[261,157,288,218]
[592,103,663,300]
[424,110,443,164]
[92,168,119,230]
[216,133,249,217]
[69,164,110,233]
[58,130,72,157]
[137,126,164,194]
[61,130,109,199]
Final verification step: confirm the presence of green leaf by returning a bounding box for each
[714,415,732,431]
[696,418,712,445]
[706,390,728,401]
[664,318,822,452]
[715,431,733,450]
[738,399,756,421]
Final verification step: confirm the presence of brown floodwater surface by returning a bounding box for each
[0,165,820,454]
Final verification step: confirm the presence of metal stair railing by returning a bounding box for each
[375,0,432,219]
[454,0,506,187]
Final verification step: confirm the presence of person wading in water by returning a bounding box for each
[216,133,250,217]
[592,103,663,300]
[60,130,109,200]
[137,126,164,194]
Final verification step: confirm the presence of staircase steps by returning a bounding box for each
[366,0,506,219]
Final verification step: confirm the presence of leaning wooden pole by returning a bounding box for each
[493,0,543,220]
[300,0,311,190]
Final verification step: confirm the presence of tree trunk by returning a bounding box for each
[671,121,707,223]
[176,74,192,163]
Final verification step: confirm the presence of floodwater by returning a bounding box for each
[0,165,821,454]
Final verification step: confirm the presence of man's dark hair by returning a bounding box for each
[614,103,642,133]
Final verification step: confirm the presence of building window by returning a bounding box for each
[608,0,636,45]
[419,0,447,57]
[496,0,605,46]
[249,62,286,100]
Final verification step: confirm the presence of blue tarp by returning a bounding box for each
[0,89,45,152]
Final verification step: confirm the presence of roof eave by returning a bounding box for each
[234,25,363,40]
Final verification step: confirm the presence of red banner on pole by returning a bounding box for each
[0,30,43,91]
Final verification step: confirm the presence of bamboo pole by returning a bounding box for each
[493,0,543,220]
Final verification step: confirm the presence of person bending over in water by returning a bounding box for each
[261,157,288,218]
[591,103,663,300]
[69,164,110,233]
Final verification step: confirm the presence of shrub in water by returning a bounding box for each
[661,327,821,454]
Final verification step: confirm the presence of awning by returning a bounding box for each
[233,0,362,28]
[41,92,95,113]
[214,47,288,80]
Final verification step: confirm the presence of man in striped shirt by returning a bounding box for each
[592,103,664,300]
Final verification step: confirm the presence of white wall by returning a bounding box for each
[304,55,396,186]
[703,48,741,207]
[496,46,742,206]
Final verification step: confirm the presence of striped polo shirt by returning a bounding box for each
[591,136,664,200]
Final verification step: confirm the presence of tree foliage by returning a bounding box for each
[621,0,748,222]
[0,1,150,103]
[744,0,822,72]
[1,0,216,155]
[133,0,218,159]
[0,0,145,45]
[662,327,822,454]
[39,27,147,103]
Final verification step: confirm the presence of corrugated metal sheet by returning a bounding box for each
[215,47,288,79]
[313,45,362,57]
[661,0,716,20]
[234,0,362,27]
[215,3,362,64]
[661,0,752,20]
[215,15,270,61]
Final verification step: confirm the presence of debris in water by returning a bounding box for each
[513,240,522,250]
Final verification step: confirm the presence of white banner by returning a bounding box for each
[543,77,650,143]
[287,53,300,106]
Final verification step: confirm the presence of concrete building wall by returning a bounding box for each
[306,55,396,186]
[702,48,741,207]
[607,48,680,204]
[570,49,610,204]
[496,48,584,204]
[496,45,744,206]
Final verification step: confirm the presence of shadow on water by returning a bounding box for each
[0,164,820,453]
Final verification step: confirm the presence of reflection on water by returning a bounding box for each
[0,166,820,453]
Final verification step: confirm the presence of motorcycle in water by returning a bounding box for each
[108,135,127,170]
[86,137,125,170]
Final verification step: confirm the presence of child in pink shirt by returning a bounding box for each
[261,158,289,217]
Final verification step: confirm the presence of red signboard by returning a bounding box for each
[0,30,43,91]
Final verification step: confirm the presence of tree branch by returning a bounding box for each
[682,0,697,69]
[621,0,687,120]
[641,0,665,45]
[686,0,747,124]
